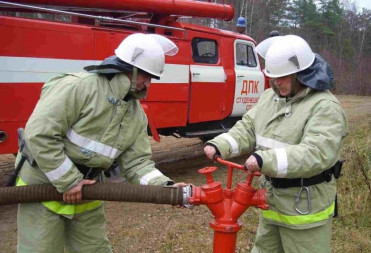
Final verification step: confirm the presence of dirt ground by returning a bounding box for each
[0,95,370,252]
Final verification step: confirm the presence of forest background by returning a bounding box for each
[185,0,371,96]
[2,0,370,95]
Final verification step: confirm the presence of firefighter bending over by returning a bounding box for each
[204,35,348,253]
[16,33,185,253]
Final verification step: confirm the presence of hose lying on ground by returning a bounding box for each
[0,183,184,206]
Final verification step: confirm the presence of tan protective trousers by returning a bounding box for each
[251,216,332,253]
[17,202,111,253]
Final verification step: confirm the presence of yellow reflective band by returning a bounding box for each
[16,177,26,186]
[262,202,335,225]
[16,177,102,215]
[41,200,102,215]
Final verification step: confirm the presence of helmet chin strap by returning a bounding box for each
[288,74,297,98]
[129,66,138,95]
[129,66,148,99]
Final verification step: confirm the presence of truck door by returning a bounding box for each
[231,40,264,116]
[189,37,226,123]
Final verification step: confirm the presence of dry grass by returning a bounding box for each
[332,114,371,253]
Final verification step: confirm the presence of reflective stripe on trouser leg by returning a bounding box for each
[251,215,284,253]
[17,202,65,253]
[65,204,112,253]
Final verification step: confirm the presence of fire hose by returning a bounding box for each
[0,182,187,206]
[0,157,268,253]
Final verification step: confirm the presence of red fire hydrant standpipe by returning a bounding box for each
[187,157,268,253]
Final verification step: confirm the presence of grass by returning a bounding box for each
[332,115,371,252]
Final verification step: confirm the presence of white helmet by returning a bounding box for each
[256,35,315,78]
[115,33,178,79]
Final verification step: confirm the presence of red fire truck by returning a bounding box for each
[0,0,268,154]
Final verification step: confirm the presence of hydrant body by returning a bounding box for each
[188,159,268,253]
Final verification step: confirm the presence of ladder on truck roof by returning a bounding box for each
[0,0,188,37]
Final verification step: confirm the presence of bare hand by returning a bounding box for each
[204,145,216,161]
[63,179,96,204]
[245,155,261,172]
[173,182,188,187]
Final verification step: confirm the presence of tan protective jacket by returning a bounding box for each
[207,87,348,229]
[20,72,172,195]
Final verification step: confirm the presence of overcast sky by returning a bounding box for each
[356,0,371,10]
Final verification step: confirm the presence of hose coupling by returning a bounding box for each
[182,184,194,208]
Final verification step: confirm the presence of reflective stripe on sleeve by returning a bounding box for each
[256,135,291,149]
[45,156,73,182]
[67,129,121,159]
[220,133,239,155]
[275,148,288,178]
[139,170,163,185]
[262,202,335,225]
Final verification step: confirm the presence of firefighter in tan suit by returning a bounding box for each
[204,35,348,253]
[16,33,183,253]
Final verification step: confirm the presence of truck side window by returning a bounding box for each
[192,38,218,64]
[236,43,257,67]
